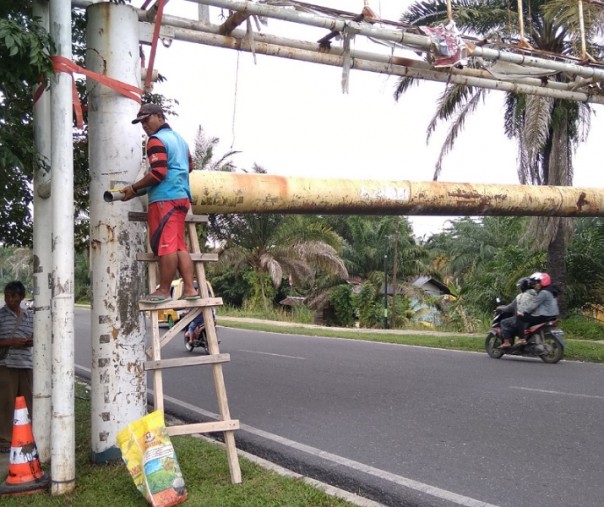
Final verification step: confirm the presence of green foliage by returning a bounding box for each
[0,247,33,290]
[207,265,250,307]
[0,9,55,246]
[425,216,542,315]
[353,281,386,328]
[0,13,54,90]
[329,284,355,327]
[242,269,276,312]
[560,313,604,341]
[565,218,604,308]
[74,251,91,303]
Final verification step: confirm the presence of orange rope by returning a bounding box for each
[34,56,143,129]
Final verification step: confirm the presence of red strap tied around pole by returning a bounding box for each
[34,56,143,129]
[144,0,168,92]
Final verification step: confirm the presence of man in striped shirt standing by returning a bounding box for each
[0,281,33,452]
[121,103,199,304]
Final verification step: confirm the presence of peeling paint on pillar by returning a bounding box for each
[87,2,146,463]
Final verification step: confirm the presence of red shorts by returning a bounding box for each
[148,199,190,256]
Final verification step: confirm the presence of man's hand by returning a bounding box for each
[119,184,136,201]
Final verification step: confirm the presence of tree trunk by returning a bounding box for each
[545,110,571,316]
[548,224,567,315]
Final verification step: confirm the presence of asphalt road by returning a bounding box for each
[74,308,604,507]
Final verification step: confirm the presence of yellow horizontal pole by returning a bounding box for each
[190,172,603,217]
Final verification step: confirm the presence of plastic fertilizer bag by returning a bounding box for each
[117,411,187,506]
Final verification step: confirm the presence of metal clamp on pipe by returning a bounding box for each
[103,187,148,202]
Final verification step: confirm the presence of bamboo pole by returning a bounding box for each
[517,0,526,44]
[578,0,587,60]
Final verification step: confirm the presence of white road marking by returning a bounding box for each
[238,349,305,360]
[160,393,501,507]
[510,386,604,399]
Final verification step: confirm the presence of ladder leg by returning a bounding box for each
[187,221,242,483]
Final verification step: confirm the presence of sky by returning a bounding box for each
[147,0,604,238]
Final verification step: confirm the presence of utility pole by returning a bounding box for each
[390,217,401,329]
[383,251,388,329]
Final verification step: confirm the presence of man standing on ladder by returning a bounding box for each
[121,103,199,304]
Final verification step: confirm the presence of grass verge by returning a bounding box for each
[2,383,356,507]
[217,318,604,363]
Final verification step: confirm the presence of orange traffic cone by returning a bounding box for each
[0,396,50,496]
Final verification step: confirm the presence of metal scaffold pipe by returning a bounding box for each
[70,0,604,103]
[157,17,586,95]
[157,24,604,104]
[190,172,604,217]
[190,0,604,83]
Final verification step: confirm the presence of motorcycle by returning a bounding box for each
[485,303,566,364]
[183,310,217,354]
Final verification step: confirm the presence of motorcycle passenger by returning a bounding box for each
[516,272,559,344]
[497,277,537,349]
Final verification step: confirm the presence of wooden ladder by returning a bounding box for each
[129,211,242,484]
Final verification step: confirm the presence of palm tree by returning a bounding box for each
[426,216,543,310]
[565,218,604,308]
[396,0,601,314]
[211,214,348,312]
[192,125,240,172]
[326,215,431,327]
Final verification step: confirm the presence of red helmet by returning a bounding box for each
[530,272,552,287]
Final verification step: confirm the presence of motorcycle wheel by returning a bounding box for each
[184,332,194,353]
[540,332,564,364]
[485,332,504,359]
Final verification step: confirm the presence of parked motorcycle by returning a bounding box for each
[485,304,565,363]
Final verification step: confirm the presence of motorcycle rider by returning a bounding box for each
[185,313,205,345]
[516,272,559,344]
[497,277,537,349]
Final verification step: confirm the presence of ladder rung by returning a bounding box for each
[128,211,209,223]
[144,353,230,370]
[138,297,223,312]
[136,252,219,262]
[167,419,240,436]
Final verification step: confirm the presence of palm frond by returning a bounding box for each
[260,252,283,287]
[426,84,476,142]
[393,76,418,102]
[432,88,486,180]
[541,0,604,42]
[522,94,554,178]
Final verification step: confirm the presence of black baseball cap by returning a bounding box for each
[132,103,163,124]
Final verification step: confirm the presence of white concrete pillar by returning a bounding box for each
[86,2,147,462]
[49,0,75,495]
[32,0,53,465]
